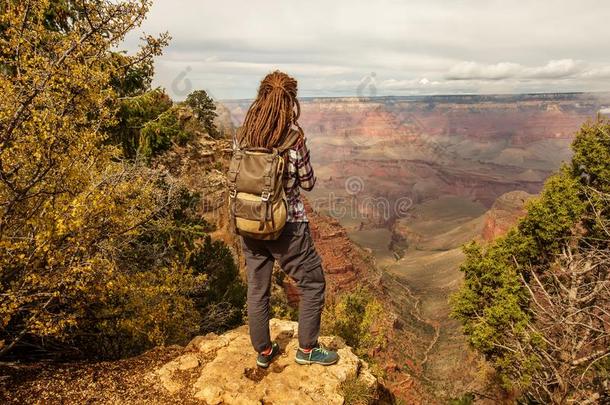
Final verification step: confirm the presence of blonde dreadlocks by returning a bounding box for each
[238,70,304,149]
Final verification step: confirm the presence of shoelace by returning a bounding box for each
[300,344,330,359]
[314,345,329,356]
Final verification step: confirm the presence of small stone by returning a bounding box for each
[156,363,182,394]
[358,361,378,390]
[177,354,200,370]
[194,385,223,404]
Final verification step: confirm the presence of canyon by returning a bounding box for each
[8,93,607,403]
[223,92,610,401]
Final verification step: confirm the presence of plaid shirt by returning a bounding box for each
[282,137,316,222]
[231,131,316,223]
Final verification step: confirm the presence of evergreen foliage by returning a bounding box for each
[185,90,220,138]
[451,121,610,403]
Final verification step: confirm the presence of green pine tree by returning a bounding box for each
[185,89,220,138]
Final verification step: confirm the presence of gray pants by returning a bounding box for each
[241,221,326,352]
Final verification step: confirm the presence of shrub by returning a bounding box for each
[340,375,376,405]
[110,88,173,158]
[138,106,193,159]
[322,286,389,358]
[188,234,247,334]
[451,120,610,403]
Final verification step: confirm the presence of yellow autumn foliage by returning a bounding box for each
[0,0,245,359]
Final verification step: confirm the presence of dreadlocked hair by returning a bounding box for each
[238,70,304,149]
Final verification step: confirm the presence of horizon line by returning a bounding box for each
[216,90,610,103]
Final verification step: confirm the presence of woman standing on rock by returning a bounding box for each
[231,70,339,368]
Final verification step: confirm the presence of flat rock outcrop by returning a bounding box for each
[153,318,378,404]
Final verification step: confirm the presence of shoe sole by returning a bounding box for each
[294,357,339,366]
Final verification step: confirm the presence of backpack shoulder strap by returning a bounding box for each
[235,126,246,149]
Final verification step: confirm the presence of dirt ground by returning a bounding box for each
[0,346,202,404]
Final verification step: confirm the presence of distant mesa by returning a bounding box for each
[482,190,535,242]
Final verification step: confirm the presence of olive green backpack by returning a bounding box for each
[227,128,301,240]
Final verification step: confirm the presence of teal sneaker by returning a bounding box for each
[295,342,339,366]
[256,341,280,368]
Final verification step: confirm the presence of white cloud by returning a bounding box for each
[120,0,610,99]
[581,66,610,79]
[446,59,584,81]
[446,62,523,81]
[527,59,583,79]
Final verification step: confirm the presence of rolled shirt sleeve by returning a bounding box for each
[296,138,316,191]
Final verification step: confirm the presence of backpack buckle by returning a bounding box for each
[229,189,237,199]
[261,191,271,201]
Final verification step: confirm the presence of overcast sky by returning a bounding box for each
[121,0,610,100]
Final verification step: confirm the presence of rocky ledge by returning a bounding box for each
[152,318,378,404]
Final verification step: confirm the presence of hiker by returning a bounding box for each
[229,70,339,368]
